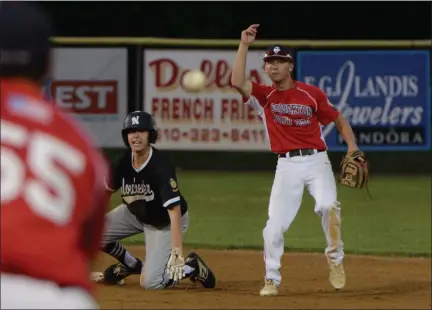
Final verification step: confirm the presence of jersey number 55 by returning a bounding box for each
[1,120,86,225]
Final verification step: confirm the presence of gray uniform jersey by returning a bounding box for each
[102,147,189,289]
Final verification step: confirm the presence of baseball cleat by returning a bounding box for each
[102,259,143,285]
[328,262,346,290]
[260,278,279,296]
[185,252,216,288]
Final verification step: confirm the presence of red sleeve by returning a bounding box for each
[242,82,272,107]
[316,88,340,126]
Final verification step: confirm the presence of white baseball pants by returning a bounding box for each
[1,273,98,309]
[263,151,344,285]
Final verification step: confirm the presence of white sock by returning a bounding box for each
[184,265,195,275]
[124,252,140,269]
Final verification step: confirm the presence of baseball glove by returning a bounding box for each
[339,150,369,189]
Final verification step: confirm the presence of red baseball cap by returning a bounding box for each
[263,45,293,62]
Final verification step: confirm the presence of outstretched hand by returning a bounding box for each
[241,24,260,45]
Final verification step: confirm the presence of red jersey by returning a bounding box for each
[0,79,110,294]
[244,81,340,153]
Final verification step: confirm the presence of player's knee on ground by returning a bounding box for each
[139,272,166,290]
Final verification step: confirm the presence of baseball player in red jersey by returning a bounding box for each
[0,3,109,308]
[231,24,361,296]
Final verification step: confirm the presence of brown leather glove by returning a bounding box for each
[339,150,370,189]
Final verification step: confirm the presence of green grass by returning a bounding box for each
[111,172,431,257]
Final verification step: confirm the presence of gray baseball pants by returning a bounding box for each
[101,204,189,289]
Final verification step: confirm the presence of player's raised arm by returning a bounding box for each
[231,24,260,98]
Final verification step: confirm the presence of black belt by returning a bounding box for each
[278,149,324,158]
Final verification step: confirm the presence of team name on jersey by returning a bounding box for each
[271,103,313,127]
[121,178,155,204]
[273,114,312,126]
[271,103,313,118]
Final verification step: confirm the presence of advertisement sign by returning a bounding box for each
[143,49,272,151]
[44,48,128,147]
[297,50,431,151]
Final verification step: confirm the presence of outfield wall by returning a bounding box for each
[47,37,431,175]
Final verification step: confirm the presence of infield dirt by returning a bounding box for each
[95,246,431,309]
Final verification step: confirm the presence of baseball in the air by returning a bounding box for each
[182,70,206,93]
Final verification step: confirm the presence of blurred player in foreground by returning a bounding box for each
[1,3,110,308]
[231,24,362,296]
[91,111,216,290]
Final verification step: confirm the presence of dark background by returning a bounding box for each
[38,1,432,174]
[40,1,431,40]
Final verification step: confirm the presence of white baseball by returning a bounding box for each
[182,70,206,93]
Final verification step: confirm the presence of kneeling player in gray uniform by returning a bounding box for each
[93,111,216,289]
